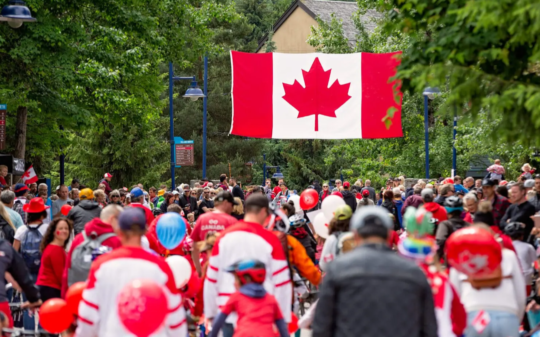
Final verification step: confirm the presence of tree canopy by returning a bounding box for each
[1,0,538,190]
[358,0,540,146]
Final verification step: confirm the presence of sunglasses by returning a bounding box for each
[203,191,209,194]
[323,186,329,188]
[210,193,216,195]
[111,195,120,198]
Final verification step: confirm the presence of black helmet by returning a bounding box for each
[444,196,463,212]
[504,222,525,238]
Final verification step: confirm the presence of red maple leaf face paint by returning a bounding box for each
[56,230,61,235]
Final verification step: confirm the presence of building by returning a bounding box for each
[256,0,381,53]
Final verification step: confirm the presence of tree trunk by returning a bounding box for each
[14,106,27,159]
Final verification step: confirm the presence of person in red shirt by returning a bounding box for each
[421,188,448,233]
[147,204,191,256]
[127,187,154,225]
[272,179,284,200]
[209,259,288,337]
[61,204,123,297]
[37,218,73,302]
[191,191,238,276]
[0,165,7,187]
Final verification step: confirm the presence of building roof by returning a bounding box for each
[256,0,382,52]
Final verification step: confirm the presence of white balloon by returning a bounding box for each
[321,195,346,220]
[313,212,329,239]
[288,195,301,213]
[166,255,192,288]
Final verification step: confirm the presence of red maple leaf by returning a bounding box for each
[282,58,351,131]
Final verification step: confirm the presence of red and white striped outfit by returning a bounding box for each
[420,263,466,337]
[204,221,292,324]
[75,246,187,337]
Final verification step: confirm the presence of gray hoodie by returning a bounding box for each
[67,200,102,235]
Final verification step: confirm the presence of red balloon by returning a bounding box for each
[40,298,74,333]
[66,281,86,316]
[60,204,72,216]
[300,189,319,210]
[117,279,168,337]
[288,313,299,333]
[446,227,502,277]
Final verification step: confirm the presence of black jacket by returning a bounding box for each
[341,190,357,212]
[0,215,14,244]
[381,200,400,231]
[232,185,245,201]
[160,200,170,214]
[0,239,40,303]
[178,194,198,217]
[434,195,447,206]
[501,200,536,241]
[529,193,540,213]
[361,186,376,203]
[313,243,437,337]
[67,200,102,235]
[436,217,470,258]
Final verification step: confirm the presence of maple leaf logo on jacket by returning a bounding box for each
[282,57,352,131]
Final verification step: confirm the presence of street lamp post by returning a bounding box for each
[0,0,36,28]
[168,62,205,190]
[453,111,457,176]
[422,87,440,179]
[262,153,282,184]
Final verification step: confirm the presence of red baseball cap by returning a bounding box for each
[343,181,350,188]
[362,189,370,197]
[23,197,50,213]
[332,191,343,198]
[104,173,113,178]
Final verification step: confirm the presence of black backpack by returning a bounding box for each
[0,216,14,244]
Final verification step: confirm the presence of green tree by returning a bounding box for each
[358,0,540,146]
[0,0,240,188]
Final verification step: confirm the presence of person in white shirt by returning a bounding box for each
[504,222,536,294]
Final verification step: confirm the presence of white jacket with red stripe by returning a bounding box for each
[75,246,187,337]
[204,221,292,324]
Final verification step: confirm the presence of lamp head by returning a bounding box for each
[183,81,205,101]
[0,0,36,28]
[423,87,441,100]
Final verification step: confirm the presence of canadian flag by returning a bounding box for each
[230,51,403,139]
[22,165,38,184]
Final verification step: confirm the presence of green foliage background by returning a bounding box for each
[0,0,537,191]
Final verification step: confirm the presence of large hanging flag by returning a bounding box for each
[229,51,403,139]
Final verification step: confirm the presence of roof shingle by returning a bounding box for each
[302,0,381,46]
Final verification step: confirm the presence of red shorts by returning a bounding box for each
[0,301,13,328]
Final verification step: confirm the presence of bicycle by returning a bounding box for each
[294,276,318,318]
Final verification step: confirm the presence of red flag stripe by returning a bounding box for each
[361,52,403,139]
[230,51,273,138]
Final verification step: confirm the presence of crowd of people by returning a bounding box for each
[0,159,538,336]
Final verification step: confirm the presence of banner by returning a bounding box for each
[230,51,403,139]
